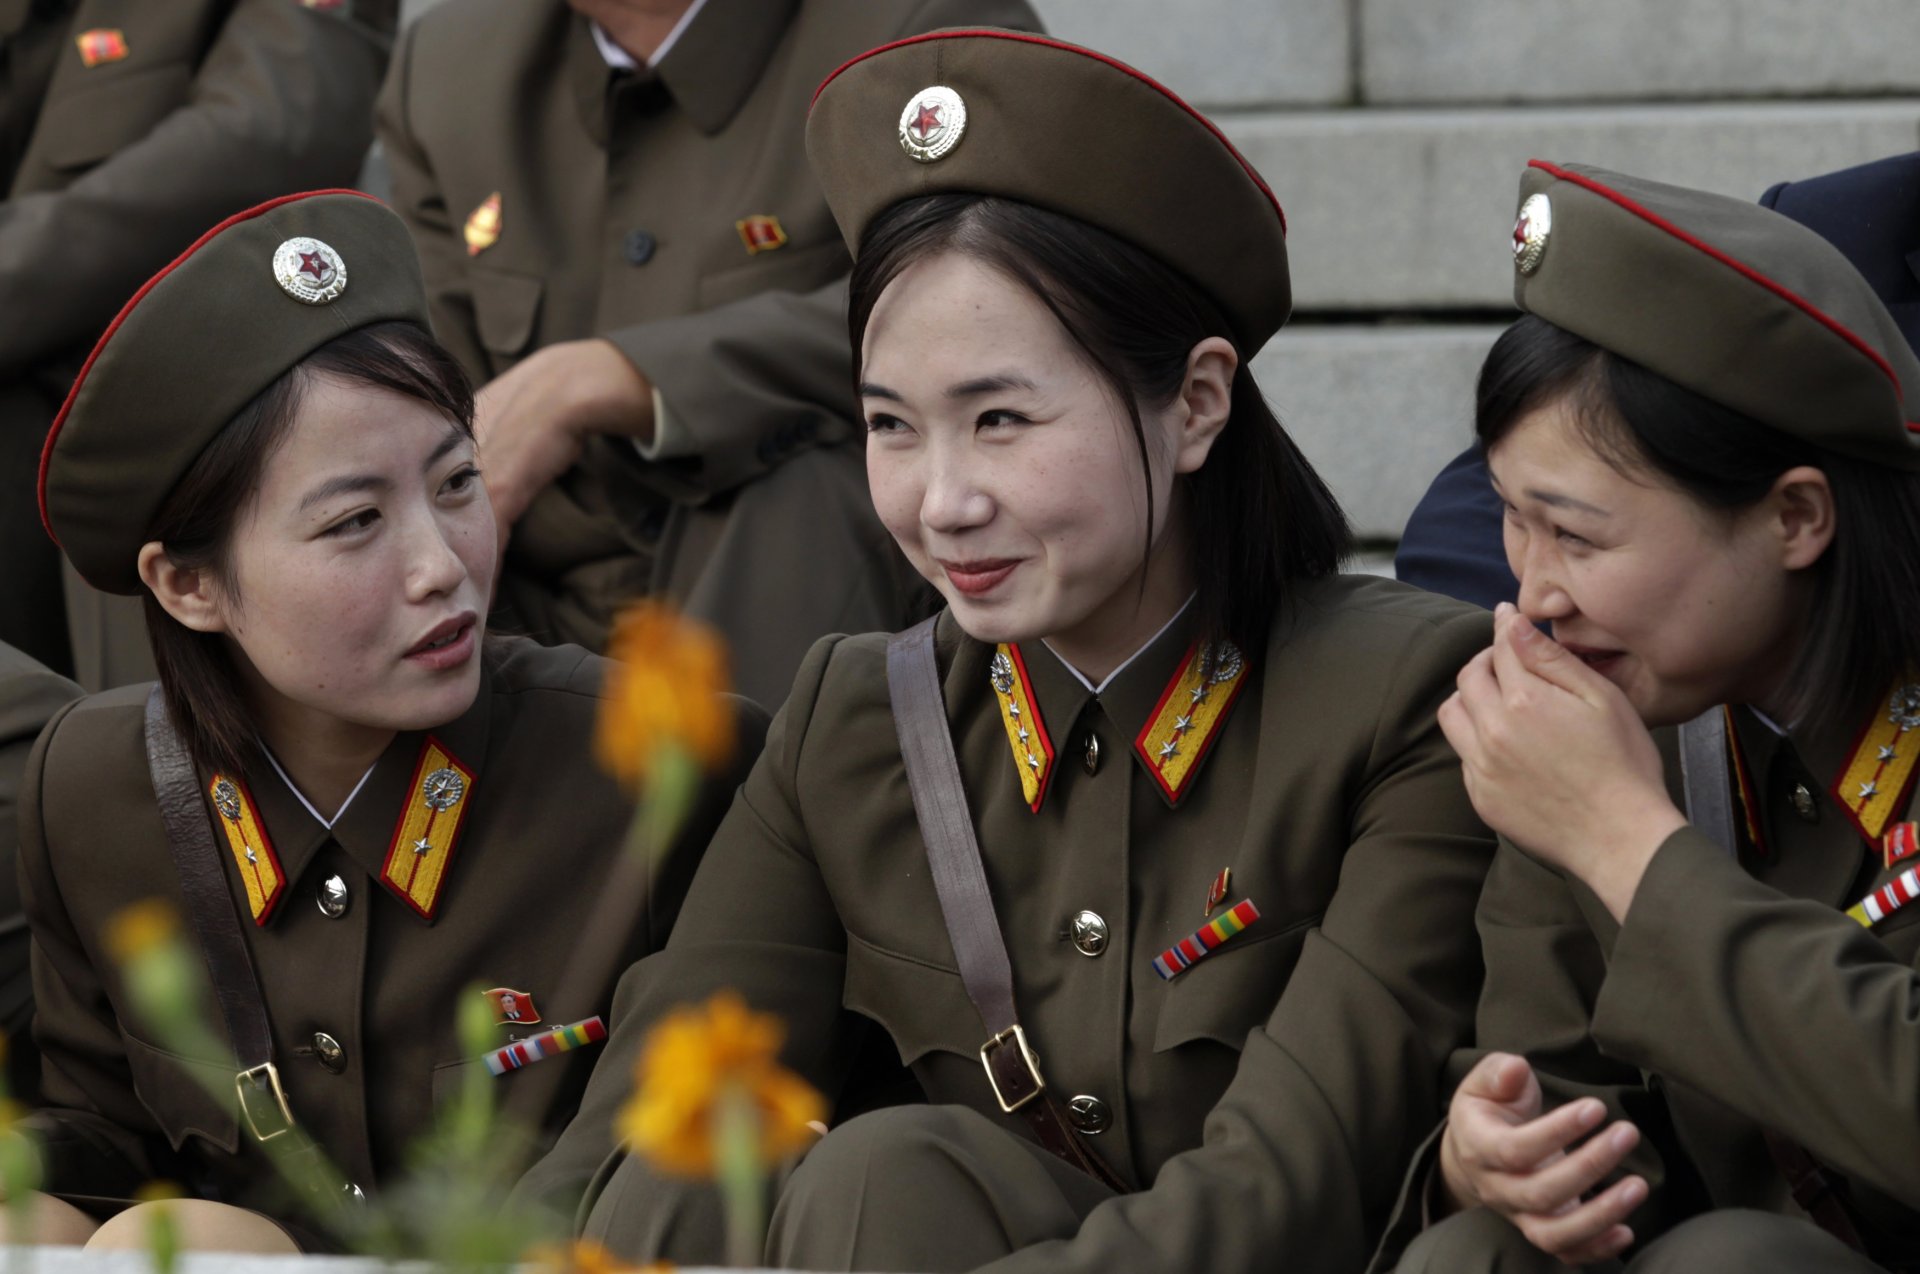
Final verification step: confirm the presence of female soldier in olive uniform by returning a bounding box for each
[515,30,1496,1272]
[1380,165,1920,1273]
[20,191,762,1251]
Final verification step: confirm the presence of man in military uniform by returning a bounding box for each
[376,0,1039,708]
[0,0,398,690]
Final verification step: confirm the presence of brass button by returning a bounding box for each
[1066,1094,1110,1134]
[1791,783,1820,823]
[311,1032,346,1074]
[1069,910,1108,958]
[1082,733,1101,776]
[316,874,350,919]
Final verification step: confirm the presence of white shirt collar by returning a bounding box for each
[1044,594,1197,696]
[590,0,709,72]
[260,744,377,830]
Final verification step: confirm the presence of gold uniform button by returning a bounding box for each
[311,1032,346,1074]
[1791,783,1820,823]
[1066,1095,1111,1134]
[1069,910,1109,958]
[316,874,350,919]
[1082,733,1101,776]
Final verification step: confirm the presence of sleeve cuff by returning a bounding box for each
[631,387,687,461]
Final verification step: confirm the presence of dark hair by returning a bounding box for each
[847,194,1349,659]
[1477,314,1920,733]
[142,321,476,777]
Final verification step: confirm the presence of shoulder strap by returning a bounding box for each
[142,688,299,1146]
[886,619,1125,1190]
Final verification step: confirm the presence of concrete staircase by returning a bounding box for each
[394,0,1920,549]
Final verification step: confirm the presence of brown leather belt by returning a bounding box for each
[887,618,1126,1191]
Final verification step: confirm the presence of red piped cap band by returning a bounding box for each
[1511,160,1920,469]
[806,27,1291,354]
[40,190,433,593]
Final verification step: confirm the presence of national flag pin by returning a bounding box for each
[75,29,129,68]
[481,986,541,1026]
[464,193,503,257]
[1204,867,1231,918]
[735,214,788,255]
[1885,821,1920,871]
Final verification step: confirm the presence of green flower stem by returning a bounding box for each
[715,1083,765,1270]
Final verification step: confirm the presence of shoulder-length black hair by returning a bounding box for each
[1477,313,1920,734]
[847,194,1349,659]
[143,320,476,777]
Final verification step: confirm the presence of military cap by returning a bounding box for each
[1510,160,1920,470]
[40,190,433,594]
[806,29,1291,354]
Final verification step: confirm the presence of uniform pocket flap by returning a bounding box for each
[469,265,544,356]
[694,238,847,311]
[842,932,979,1068]
[121,1033,240,1155]
[37,63,194,171]
[1150,913,1317,1053]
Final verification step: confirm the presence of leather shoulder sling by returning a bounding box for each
[143,688,306,1149]
[886,618,1126,1190]
[1677,706,1867,1254]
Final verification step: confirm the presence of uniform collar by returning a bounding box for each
[225,659,494,926]
[983,603,1250,812]
[569,0,796,142]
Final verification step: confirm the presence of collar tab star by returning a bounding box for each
[380,737,475,922]
[1833,680,1920,844]
[989,646,1054,812]
[1135,641,1248,808]
[207,773,286,925]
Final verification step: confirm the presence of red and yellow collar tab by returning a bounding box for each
[380,738,477,922]
[988,640,1247,813]
[208,773,287,925]
[1833,683,1920,844]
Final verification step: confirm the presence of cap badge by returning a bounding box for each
[898,86,967,164]
[273,237,348,305]
[1512,193,1552,276]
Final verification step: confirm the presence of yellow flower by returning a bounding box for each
[525,1239,668,1273]
[106,900,180,966]
[596,601,735,788]
[620,991,825,1178]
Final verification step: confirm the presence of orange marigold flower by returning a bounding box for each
[105,899,180,966]
[620,991,825,1178]
[596,601,735,788]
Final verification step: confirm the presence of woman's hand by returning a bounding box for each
[1439,1053,1647,1265]
[1438,604,1686,921]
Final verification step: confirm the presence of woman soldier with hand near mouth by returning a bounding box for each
[1381,164,1920,1273]
[15,192,761,1253]
[516,29,1496,1272]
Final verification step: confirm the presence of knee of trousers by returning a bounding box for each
[779,1104,1018,1208]
[581,1151,729,1267]
[1630,1210,1882,1272]
[1392,1207,1562,1274]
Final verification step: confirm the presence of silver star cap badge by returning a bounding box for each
[1512,193,1552,277]
[898,86,967,164]
[272,236,348,305]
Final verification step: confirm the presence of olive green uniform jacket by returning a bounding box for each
[0,0,397,691]
[0,640,80,1102]
[1375,704,1920,1270]
[375,0,1036,709]
[519,576,1495,1271]
[20,638,764,1227]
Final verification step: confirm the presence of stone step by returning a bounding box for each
[1360,0,1920,106]
[1221,99,1920,311]
[1251,325,1504,541]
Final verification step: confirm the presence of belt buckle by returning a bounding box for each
[979,1024,1044,1113]
[235,1063,296,1143]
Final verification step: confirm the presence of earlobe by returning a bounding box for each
[1171,336,1239,474]
[137,541,230,634]
[1771,465,1836,571]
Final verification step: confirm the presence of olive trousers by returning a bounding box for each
[1394,1206,1885,1274]
[583,1104,1117,1270]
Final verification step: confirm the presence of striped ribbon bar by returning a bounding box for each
[1847,869,1920,928]
[1153,899,1260,981]
[483,1015,607,1077]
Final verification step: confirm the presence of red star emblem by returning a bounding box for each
[298,250,330,281]
[1513,214,1531,252]
[911,102,944,140]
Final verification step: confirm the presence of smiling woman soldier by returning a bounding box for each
[514,29,1497,1272]
[16,191,762,1253]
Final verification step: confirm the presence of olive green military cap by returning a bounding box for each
[806,29,1291,354]
[1511,160,1920,469]
[41,190,433,594]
